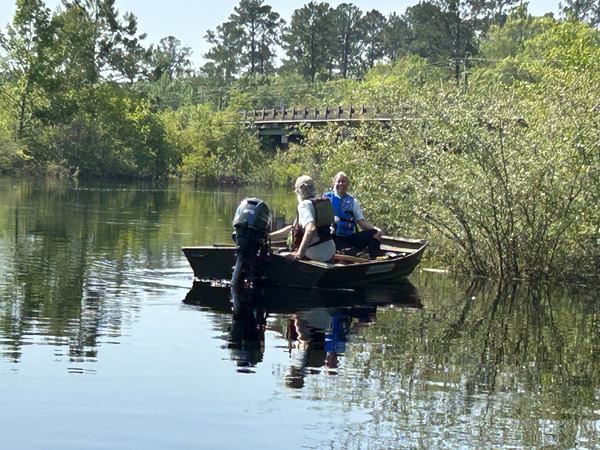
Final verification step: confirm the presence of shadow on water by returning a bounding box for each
[183,282,422,383]
[183,280,422,312]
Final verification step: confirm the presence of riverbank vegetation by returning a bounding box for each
[1,0,599,282]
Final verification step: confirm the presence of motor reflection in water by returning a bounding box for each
[183,281,422,386]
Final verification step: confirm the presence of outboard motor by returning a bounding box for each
[231,198,272,286]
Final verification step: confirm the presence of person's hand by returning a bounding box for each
[285,252,303,261]
[373,227,383,240]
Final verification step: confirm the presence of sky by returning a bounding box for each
[1,0,561,67]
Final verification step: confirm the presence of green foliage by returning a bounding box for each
[0,0,54,140]
[134,73,203,110]
[360,9,387,70]
[359,55,451,111]
[24,84,175,178]
[163,104,262,185]
[230,0,283,75]
[234,73,360,109]
[402,82,598,280]
[288,25,600,281]
[527,20,600,73]
[479,12,555,60]
[0,105,21,172]
[145,36,193,82]
[560,0,600,28]
[203,0,283,80]
[1,1,599,281]
[148,36,192,81]
[282,2,336,82]
[50,0,148,84]
[330,3,364,78]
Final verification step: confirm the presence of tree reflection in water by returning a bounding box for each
[3,176,600,447]
[184,276,600,448]
[335,274,600,448]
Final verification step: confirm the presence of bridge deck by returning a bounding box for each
[240,105,390,125]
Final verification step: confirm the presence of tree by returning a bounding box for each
[163,103,263,185]
[479,11,555,60]
[331,3,363,78]
[403,2,452,62]
[382,12,411,63]
[435,0,479,77]
[229,0,283,75]
[403,0,477,78]
[560,0,600,28]
[146,36,192,82]
[203,21,244,81]
[202,0,283,80]
[0,0,54,139]
[109,11,148,83]
[255,9,284,74]
[53,0,147,85]
[484,0,523,28]
[359,9,387,70]
[25,83,176,178]
[282,2,336,81]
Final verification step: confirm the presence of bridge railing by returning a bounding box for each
[239,105,386,123]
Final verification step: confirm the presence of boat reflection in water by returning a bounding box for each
[183,282,422,386]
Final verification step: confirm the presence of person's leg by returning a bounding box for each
[367,234,381,258]
[332,235,352,253]
[348,229,379,257]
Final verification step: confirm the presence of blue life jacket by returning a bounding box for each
[323,191,356,237]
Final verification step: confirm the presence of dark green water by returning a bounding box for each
[1,176,599,449]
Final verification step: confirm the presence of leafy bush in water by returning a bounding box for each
[163,104,263,185]
[293,21,599,281]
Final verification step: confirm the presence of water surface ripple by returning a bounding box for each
[1,177,599,449]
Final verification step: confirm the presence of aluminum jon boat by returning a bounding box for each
[182,236,428,289]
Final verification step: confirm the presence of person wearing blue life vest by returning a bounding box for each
[323,171,382,258]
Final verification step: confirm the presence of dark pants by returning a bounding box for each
[333,229,380,258]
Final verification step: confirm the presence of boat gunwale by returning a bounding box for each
[183,237,428,271]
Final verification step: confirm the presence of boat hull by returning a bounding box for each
[182,237,428,289]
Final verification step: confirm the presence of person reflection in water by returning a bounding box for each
[284,309,355,389]
[323,312,353,369]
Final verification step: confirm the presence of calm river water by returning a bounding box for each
[1,176,599,449]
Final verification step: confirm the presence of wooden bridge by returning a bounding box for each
[239,105,391,145]
[240,105,390,124]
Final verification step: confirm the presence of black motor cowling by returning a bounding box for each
[232,198,272,251]
[231,198,272,286]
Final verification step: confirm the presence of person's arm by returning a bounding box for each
[353,199,382,238]
[270,224,292,241]
[293,221,316,259]
[356,218,382,240]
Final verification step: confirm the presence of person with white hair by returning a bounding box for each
[323,171,382,258]
[270,175,336,262]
